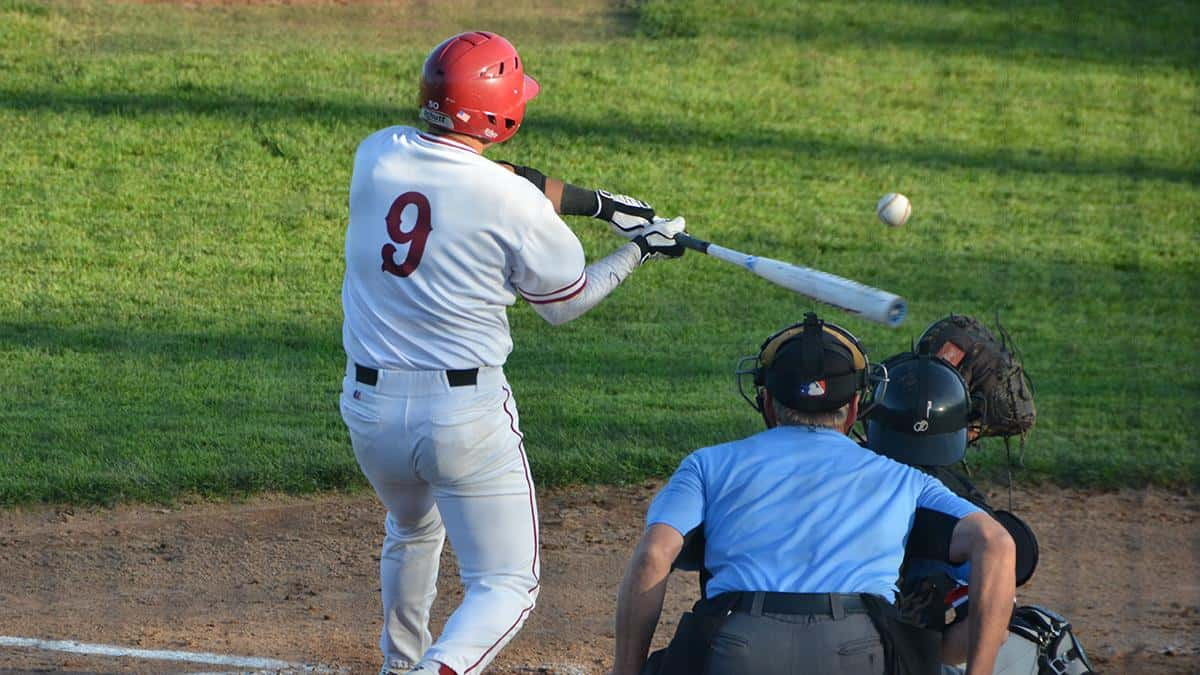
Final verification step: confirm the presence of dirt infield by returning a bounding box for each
[0,484,1196,674]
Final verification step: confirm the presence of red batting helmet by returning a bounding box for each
[418,31,540,145]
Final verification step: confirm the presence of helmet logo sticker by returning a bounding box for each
[420,107,453,128]
[483,128,499,139]
[913,420,929,432]
[456,110,471,123]
[801,380,826,396]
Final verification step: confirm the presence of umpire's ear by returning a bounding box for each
[841,393,861,434]
[760,390,779,428]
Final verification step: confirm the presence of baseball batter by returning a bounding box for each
[340,31,685,675]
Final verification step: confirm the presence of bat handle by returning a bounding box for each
[674,232,710,254]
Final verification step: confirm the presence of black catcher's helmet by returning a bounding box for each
[737,312,887,426]
[865,349,971,466]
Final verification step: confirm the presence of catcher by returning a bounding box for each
[866,314,1096,675]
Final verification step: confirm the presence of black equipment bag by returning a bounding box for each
[860,593,943,675]
[1008,605,1097,674]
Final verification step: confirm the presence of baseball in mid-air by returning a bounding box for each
[876,192,912,227]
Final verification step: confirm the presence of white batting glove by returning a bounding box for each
[633,216,687,263]
[595,190,656,239]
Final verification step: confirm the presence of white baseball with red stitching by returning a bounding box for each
[876,192,912,227]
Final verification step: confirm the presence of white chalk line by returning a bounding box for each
[0,635,343,673]
[0,635,592,674]
[184,667,343,672]
[506,666,590,675]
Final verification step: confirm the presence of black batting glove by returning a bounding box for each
[595,190,656,239]
[632,217,687,263]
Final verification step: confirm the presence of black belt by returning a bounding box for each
[354,364,479,388]
[721,592,869,617]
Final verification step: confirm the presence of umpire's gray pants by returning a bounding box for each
[705,610,886,674]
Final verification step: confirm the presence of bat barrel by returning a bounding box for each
[704,241,907,327]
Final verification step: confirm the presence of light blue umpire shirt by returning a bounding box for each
[646,425,980,601]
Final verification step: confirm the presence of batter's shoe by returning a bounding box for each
[378,661,414,675]
[406,663,456,675]
[380,658,455,675]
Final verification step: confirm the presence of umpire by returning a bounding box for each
[612,313,1016,675]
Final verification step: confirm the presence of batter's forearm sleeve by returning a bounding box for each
[558,182,601,216]
[529,242,642,326]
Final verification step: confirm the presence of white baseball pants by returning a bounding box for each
[340,362,540,675]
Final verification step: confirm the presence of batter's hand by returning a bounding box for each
[595,190,656,239]
[633,217,686,263]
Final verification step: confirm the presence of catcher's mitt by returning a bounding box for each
[917,314,1035,440]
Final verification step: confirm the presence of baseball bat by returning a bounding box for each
[675,232,908,327]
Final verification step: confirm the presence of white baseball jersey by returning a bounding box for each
[342,126,587,371]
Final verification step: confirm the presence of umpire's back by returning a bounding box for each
[653,425,979,601]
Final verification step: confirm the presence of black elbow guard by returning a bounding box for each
[497,161,547,193]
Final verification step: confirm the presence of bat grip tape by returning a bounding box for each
[675,233,710,253]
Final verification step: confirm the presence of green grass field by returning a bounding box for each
[1,0,1197,504]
